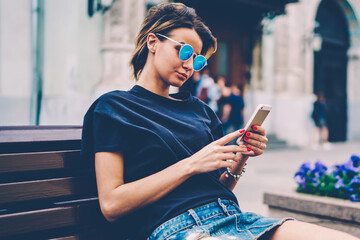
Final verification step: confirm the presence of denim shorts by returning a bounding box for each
[148,198,293,240]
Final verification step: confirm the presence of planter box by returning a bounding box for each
[263,191,360,238]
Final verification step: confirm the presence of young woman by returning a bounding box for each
[81,3,358,240]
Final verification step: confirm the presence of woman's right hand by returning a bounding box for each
[183,130,248,175]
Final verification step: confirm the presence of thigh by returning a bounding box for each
[267,220,359,240]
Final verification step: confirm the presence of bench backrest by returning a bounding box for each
[0,126,116,240]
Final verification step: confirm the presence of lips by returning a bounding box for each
[176,71,188,80]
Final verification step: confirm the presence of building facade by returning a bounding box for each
[5,0,352,148]
[0,0,146,125]
[250,0,360,146]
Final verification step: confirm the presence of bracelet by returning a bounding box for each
[226,163,247,181]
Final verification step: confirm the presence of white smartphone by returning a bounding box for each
[236,104,272,145]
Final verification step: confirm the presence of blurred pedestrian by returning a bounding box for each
[195,67,220,112]
[311,92,331,150]
[223,84,245,135]
[215,75,231,121]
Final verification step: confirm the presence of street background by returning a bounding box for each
[2,0,360,148]
[1,0,360,218]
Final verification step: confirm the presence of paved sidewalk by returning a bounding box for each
[233,141,360,216]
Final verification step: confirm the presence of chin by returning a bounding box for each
[169,82,184,88]
[168,77,187,88]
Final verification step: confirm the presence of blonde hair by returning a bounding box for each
[130,2,217,80]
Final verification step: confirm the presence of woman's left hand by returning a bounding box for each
[241,125,268,156]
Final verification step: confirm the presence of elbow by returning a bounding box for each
[103,213,117,223]
[100,200,120,222]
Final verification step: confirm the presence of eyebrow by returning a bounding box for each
[156,33,201,55]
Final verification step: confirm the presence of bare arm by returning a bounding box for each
[95,152,193,222]
[95,130,247,222]
[221,104,231,123]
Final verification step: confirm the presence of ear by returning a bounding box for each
[147,33,158,54]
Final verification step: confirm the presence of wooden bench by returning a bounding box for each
[0,126,121,240]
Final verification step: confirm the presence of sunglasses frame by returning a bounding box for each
[155,33,207,71]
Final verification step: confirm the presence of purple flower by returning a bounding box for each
[295,175,306,189]
[295,155,360,202]
[346,155,360,172]
[315,160,327,172]
[294,161,311,185]
[350,194,360,202]
[312,160,327,178]
[335,177,345,189]
[343,160,353,171]
[332,164,343,176]
[349,176,360,189]
[350,155,360,167]
[296,161,311,175]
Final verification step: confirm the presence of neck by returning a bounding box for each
[137,63,171,98]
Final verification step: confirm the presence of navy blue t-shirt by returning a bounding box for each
[81,85,237,239]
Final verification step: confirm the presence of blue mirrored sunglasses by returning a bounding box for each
[155,33,207,71]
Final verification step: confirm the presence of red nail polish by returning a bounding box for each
[246,132,251,136]
[252,126,258,130]
[247,147,251,151]
[244,137,248,141]
[244,143,248,145]
[240,129,245,133]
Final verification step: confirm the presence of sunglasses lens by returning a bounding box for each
[179,44,193,61]
[193,55,207,71]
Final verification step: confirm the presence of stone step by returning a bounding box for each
[266,134,299,150]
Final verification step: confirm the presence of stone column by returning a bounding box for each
[94,0,145,97]
[347,47,360,141]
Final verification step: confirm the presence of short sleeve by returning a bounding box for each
[92,112,128,154]
[80,94,128,164]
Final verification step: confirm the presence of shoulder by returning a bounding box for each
[97,90,127,105]
[83,90,130,120]
[93,90,130,113]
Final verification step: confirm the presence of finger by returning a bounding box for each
[216,129,245,146]
[218,160,234,169]
[245,143,264,155]
[250,125,266,136]
[244,138,268,149]
[243,132,268,144]
[221,153,239,162]
[221,145,245,153]
[243,139,267,156]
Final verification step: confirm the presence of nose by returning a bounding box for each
[182,56,194,70]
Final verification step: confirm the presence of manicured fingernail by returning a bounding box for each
[244,137,249,141]
[252,126,258,130]
[244,142,248,145]
[246,132,251,136]
[247,147,251,151]
[225,173,229,178]
[239,129,245,133]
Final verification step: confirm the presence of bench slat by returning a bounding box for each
[0,126,113,239]
[0,176,96,204]
[0,126,82,143]
[0,150,81,174]
[0,201,105,237]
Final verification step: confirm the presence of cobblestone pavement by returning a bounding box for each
[233,141,360,216]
